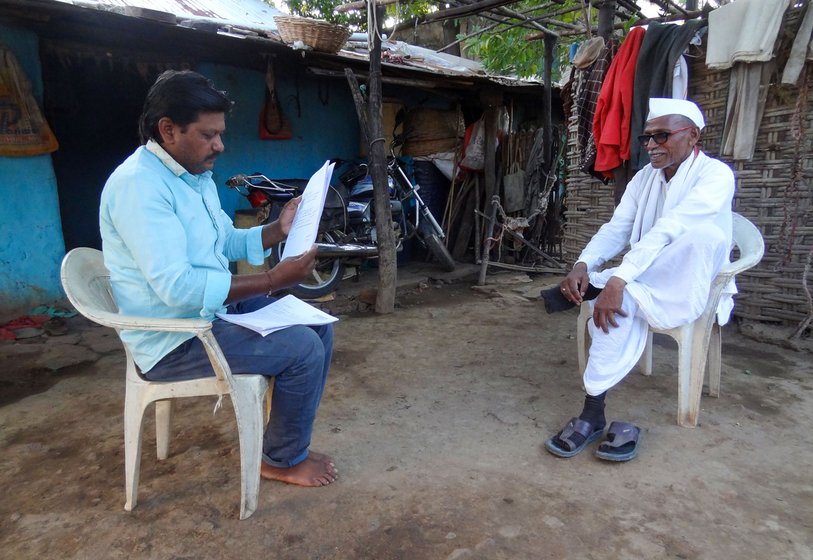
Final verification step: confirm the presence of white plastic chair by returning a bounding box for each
[576,213,764,427]
[60,248,269,519]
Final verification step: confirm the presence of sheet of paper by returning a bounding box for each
[281,159,335,260]
[216,294,338,337]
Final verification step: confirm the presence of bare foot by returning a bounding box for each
[308,450,335,466]
[261,456,337,487]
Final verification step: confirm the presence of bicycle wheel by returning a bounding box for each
[272,231,345,298]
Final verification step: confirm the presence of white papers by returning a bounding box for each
[216,295,338,336]
[281,159,335,260]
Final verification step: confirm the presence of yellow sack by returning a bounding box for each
[0,46,58,156]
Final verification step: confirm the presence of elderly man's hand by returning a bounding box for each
[560,262,591,305]
[592,276,628,334]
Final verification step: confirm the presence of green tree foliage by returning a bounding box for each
[462,24,549,78]
[278,0,433,29]
[460,0,595,79]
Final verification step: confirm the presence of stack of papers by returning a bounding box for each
[216,295,338,336]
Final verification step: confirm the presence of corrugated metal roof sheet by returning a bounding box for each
[56,0,284,32]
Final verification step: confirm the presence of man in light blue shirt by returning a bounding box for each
[100,70,336,487]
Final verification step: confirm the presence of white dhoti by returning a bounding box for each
[582,223,730,396]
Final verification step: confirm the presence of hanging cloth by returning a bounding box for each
[0,46,59,156]
[593,27,646,178]
[705,0,792,70]
[781,2,813,85]
[720,62,773,160]
[629,20,708,172]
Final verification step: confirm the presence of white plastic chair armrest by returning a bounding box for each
[82,308,213,334]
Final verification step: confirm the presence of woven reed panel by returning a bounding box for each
[563,6,812,328]
[563,113,615,264]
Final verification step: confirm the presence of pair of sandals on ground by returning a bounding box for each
[545,417,642,462]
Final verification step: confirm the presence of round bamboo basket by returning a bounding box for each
[273,16,351,54]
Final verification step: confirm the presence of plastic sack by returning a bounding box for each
[459,119,485,171]
[502,162,526,213]
[0,47,58,156]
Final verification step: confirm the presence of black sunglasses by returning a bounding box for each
[637,125,694,146]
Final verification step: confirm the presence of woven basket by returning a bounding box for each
[274,16,351,54]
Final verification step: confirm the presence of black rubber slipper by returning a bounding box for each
[595,421,642,462]
[545,417,605,458]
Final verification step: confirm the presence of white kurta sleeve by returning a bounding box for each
[576,174,643,271]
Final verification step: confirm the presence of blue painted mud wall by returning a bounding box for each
[199,62,360,219]
[0,25,66,317]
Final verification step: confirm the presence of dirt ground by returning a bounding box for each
[1,263,812,560]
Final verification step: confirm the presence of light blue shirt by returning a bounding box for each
[99,140,268,372]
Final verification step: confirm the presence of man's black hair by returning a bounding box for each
[138,70,234,144]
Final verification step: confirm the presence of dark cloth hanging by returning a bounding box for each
[561,69,575,124]
[629,20,708,171]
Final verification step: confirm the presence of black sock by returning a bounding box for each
[540,284,602,314]
[578,392,607,428]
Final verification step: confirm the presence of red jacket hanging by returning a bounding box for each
[592,26,646,177]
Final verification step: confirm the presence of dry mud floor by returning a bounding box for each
[1,277,812,560]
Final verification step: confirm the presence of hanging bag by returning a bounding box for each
[0,46,58,156]
[459,119,485,171]
[502,161,526,213]
[258,60,292,140]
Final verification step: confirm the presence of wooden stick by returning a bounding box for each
[478,195,500,285]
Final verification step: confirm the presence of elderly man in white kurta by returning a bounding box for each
[545,98,735,461]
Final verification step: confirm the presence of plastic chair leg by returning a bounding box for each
[124,388,150,511]
[155,399,173,460]
[577,303,590,373]
[230,376,268,520]
[676,326,706,428]
[707,323,722,398]
[638,331,653,376]
[264,389,273,424]
[675,328,699,427]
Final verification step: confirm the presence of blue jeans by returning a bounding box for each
[146,296,333,468]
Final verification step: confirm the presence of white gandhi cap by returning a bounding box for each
[646,98,705,130]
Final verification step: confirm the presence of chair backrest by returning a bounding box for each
[725,213,765,276]
[60,248,122,329]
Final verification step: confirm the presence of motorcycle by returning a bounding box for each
[226,155,455,298]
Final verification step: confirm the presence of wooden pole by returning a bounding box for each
[543,32,556,171]
[597,0,616,40]
[367,4,397,313]
[480,89,503,203]
[478,195,500,286]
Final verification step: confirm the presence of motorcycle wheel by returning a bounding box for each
[272,231,345,299]
[421,229,456,272]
